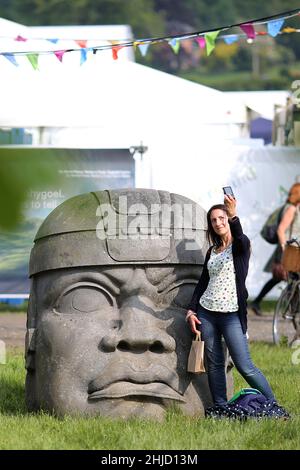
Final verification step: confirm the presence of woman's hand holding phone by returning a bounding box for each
[224,194,237,219]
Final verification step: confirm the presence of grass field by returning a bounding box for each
[0,343,299,450]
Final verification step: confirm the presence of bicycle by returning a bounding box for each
[272,238,300,346]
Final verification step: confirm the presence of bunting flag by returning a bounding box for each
[27,53,39,70]
[75,40,88,48]
[168,38,180,54]
[80,48,88,65]
[223,34,239,45]
[240,23,256,39]
[282,27,297,33]
[0,7,299,68]
[54,50,66,62]
[205,31,220,56]
[267,18,285,37]
[15,35,27,42]
[138,42,150,57]
[3,53,19,67]
[112,45,122,60]
[180,38,193,53]
[195,36,206,49]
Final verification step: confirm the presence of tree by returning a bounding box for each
[0,0,166,37]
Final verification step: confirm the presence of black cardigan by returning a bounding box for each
[187,216,250,334]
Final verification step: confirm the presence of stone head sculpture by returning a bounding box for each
[26,188,231,419]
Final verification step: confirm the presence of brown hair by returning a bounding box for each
[206,204,229,247]
[288,183,300,205]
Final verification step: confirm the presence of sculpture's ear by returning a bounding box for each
[25,280,37,370]
[25,327,39,411]
[25,281,39,411]
[25,327,36,370]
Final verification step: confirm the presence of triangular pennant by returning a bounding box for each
[168,38,180,54]
[181,39,193,53]
[75,40,88,48]
[80,48,88,65]
[54,50,66,62]
[47,38,59,44]
[195,36,206,49]
[3,53,19,67]
[223,34,238,45]
[27,53,39,70]
[138,43,150,57]
[112,45,122,60]
[15,35,27,42]
[240,23,256,39]
[282,27,297,33]
[205,31,220,56]
[267,19,284,37]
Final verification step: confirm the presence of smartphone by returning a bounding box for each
[222,186,235,198]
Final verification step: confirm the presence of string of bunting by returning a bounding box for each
[1,7,300,69]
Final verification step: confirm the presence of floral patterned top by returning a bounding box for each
[199,244,238,312]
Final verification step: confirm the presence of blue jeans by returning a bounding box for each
[197,305,275,406]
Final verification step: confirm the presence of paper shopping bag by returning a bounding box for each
[187,331,206,374]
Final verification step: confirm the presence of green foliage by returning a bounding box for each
[2,0,300,40]
[178,62,300,91]
[0,0,166,36]
[0,148,62,230]
[0,344,299,449]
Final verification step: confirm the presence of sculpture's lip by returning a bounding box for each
[88,381,185,402]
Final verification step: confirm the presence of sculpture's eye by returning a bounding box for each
[162,283,197,309]
[55,283,115,314]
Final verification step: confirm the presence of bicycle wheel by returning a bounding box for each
[273,287,298,345]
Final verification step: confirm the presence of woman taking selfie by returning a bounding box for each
[186,194,289,418]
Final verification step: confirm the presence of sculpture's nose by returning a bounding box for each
[101,296,176,354]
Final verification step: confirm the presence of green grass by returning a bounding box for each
[0,301,28,313]
[256,300,277,313]
[0,345,299,450]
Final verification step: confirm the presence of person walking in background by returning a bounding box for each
[185,195,289,418]
[277,182,300,252]
[250,183,300,316]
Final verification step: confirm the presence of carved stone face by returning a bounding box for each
[26,189,233,419]
[26,264,214,419]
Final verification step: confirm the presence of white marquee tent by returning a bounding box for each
[1,17,300,300]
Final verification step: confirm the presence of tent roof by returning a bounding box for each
[0,17,246,128]
[0,59,246,128]
[225,90,290,120]
[0,17,29,34]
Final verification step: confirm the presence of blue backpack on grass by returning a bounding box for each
[205,388,289,420]
[227,388,267,418]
